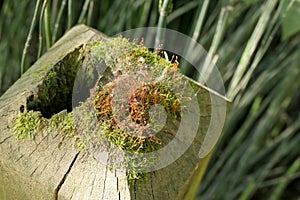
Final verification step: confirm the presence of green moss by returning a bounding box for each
[91,37,175,74]
[92,38,182,154]
[90,37,185,181]
[49,110,86,151]
[13,109,85,150]
[95,83,180,153]
[49,110,76,136]
[26,48,85,118]
[13,110,45,140]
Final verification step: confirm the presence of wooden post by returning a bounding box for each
[0,25,229,200]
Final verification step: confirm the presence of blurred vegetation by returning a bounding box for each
[0,0,300,199]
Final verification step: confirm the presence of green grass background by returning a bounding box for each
[0,0,300,199]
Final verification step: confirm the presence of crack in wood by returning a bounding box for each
[57,135,66,149]
[30,166,38,177]
[70,172,84,199]
[41,163,49,175]
[151,172,155,200]
[69,185,76,199]
[115,170,121,200]
[29,134,49,156]
[15,154,24,162]
[90,171,96,197]
[101,165,108,200]
[57,149,68,166]
[134,180,137,200]
[0,135,12,144]
[53,152,79,200]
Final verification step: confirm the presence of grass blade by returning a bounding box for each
[21,0,42,75]
[228,0,278,99]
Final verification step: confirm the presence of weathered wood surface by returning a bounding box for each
[0,24,112,200]
[0,24,228,200]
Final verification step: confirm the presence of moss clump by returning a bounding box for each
[49,111,76,136]
[95,82,181,153]
[90,37,186,181]
[12,109,84,150]
[91,37,178,75]
[92,37,182,154]
[49,110,86,150]
[129,84,180,125]
[13,110,45,140]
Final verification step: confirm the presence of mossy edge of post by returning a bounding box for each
[12,43,90,147]
[12,37,185,183]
